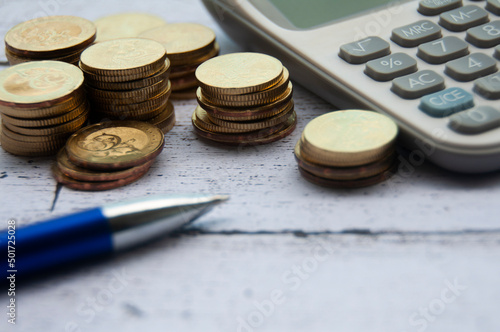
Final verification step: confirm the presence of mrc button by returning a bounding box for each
[420,87,474,117]
[391,20,442,47]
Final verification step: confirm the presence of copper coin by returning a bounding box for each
[298,160,398,189]
[1,124,72,143]
[0,131,64,156]
[3,109,88,136]
[65,121,164,170]
[52,163,150,191]
[56,148,154,182]
[295,141,397,181]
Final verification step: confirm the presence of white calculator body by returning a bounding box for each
[202,0,500,173]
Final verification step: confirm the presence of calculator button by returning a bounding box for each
[486,0,500,15]
[439,5,490,32]
[449,106,500,134]
[495,45,500,59]
[445,53,498,81]
[474,72,500,99]
[391,70,445,99]
[364,53,418,81]
[391,20,442,47]
[417,36,469,64]
[418,0,463,16]
[339,37,390,64]
[466,21,500,48]
[420,87,474,117]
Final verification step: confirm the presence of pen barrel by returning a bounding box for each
[1,208,113,280]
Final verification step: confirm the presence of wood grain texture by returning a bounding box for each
[0,0,499,331]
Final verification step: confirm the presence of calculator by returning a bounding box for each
[202,0,500,173]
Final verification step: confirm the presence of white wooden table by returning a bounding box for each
[1,1,500,331]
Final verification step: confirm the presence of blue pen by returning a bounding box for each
[0,194,228,280]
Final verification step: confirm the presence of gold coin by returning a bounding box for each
[84,60,170,90]
[1,124,71,143]
[295,141,396,181]
[148,102,176,134]
[300,110,398,167]
[1,131,65,156]
[5,16,96,58]
[65,121,164,170]
[1,101,87,127]
[199,83,292,108]
[194,106,251,134]
[0,89,85,118]
[94,12,167,43]
[52,163,151,191]
[3,109,88,136]
[56,148,155,182]
[195,52,283,95]
[192,111,297,146]
[170,63,198,79]
[207,101,294,131]
[198,89,293,121]
[91,84,171,114]
[87,79,170,104]
[79,38,166,77]
[139,23,216,65]
[5,47,83,65]
[0,61,84,107]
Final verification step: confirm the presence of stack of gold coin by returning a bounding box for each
[4,16,96,66]
[295,110,399,188]
[0,61,88,157]
[192,52,296,145]
[53,121,164,191]
[94,12,167,43]
[139,23,219,99]
[79,38,175,133]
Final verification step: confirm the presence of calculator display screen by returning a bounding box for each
[259,0,399,29]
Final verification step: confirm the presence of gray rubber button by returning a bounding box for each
[339,37,390,64]
[418,0,463,16]
[365,53,418,81]
[449,106,500,134]
[417,36,469,64]
[486,0,500,15]
[466,21,500,48]
[391,20,442,47]
[439,5,490,32]
[495,45,500,60]
[391,70,445,99]
[473,72,500,99]
[445,53,498,81]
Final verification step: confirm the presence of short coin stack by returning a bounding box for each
[4,16,96,66]
[79,38,175,133]
[139,23,219,99]
[192,52,296,145]
[53,121,164,191]
[0,61,88,157]
[295,110,399,188]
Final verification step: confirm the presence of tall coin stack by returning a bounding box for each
[139,23,219,99]
[0,61,88,157]
[192,52,297,145]
[295,110,399,188]
[79,38,175,133]
[4,16,96,66]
